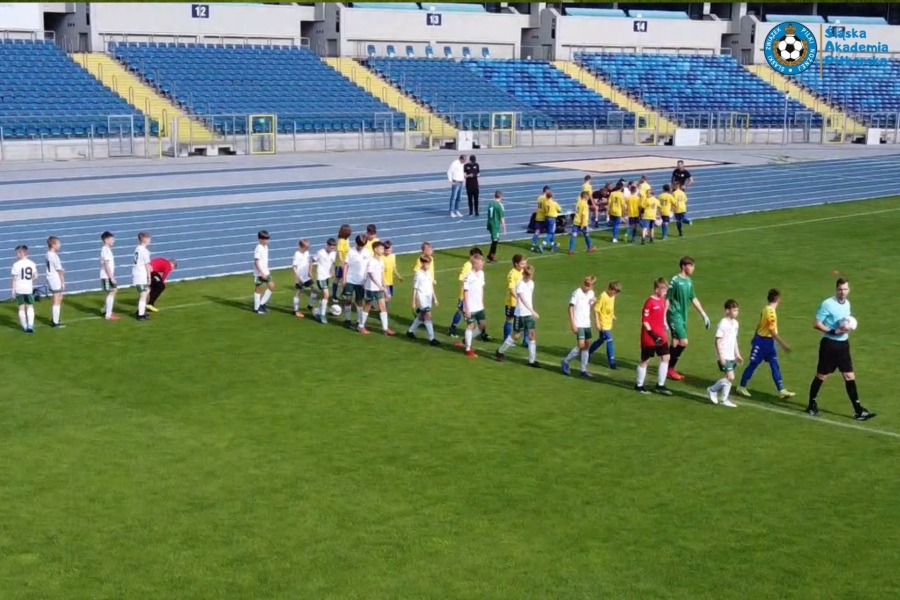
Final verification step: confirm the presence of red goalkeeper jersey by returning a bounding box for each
[641,296,668,347]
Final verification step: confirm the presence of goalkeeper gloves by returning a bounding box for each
[651,332,664,346]
[702,313,710,329]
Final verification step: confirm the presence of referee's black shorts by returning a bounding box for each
[816,338,854,375]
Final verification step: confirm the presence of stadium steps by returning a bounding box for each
[71,53,215,142]
[323,57,458,139]
[551,61,676,135]
[744,64,866,135]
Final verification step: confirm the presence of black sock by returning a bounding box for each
[669,345,684,369]
[809,377,823,406]
[844,379,861,411]
[489,240,498,259]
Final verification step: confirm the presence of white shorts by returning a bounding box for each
[415,293,433,310]
[46,274,62,292]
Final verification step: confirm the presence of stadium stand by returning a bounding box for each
[110,42,409,134]
[365,57,554,129]
[577,53,821,128]
[795,61,900,119]
[0,39,149,139]
[461,60,635,129]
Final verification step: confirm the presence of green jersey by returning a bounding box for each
[666,274,696,321]
[487,200,504,231]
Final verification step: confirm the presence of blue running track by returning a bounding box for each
[2,153,900,295]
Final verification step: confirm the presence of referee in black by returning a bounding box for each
[464,154,480,217]
[671,160,693,189]
[807,278,875,420]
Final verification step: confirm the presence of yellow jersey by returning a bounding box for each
[626,195,642,218]
[639,181,650,199]
[755,305,778,337]
[608,190,625,217]
[641,196,659,220]
[506,268,523,308]
[337,238,350,265]
[594,291,616,331]
[545,198,561,218]
[458,260,472,301]
[673,189,688,214]
[364,236,379,254]
[413,256,436,282]
[582,182,593,197]
[535,194,547,222]
[381,254,396,286]
[658,192,674,217]
[574,198,590,227]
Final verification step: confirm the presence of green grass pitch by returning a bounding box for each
[2,198,900,600]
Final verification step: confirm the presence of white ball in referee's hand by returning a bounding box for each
[842,316,858,331]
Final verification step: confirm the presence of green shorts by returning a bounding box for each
[668,315,688,341]
[254,275,272,287]
[365,289,385,303]
[49,287,63,295]
[101,279,117,292]
[466,309,486,324]
[342,283,365,303]
[316,279,330,291]
[15,293,34,305]
[488,227,500,242]
[295,279,313,290]
[513,315,536,333]
[416,306,432,315]
[134,284,148,293]
[576,326,593,341]
[718,359,737,373]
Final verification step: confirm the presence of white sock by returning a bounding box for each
[18,307,26,329]
[319,298,328,316]
[25,305,34,327]
[580,350,589,372]
[105,293,115,317]
[343,305,352,321]
[464,327,474,350]
[499,336,514,353]
[657,361,669,387]
[637,365,648,387]
[711,378,726,392]
[260,289,272,306]
[528,340,537,363]
[409,317,421,332]
[721,380,733,401]
[52,303,61,324]
[254,292,261,310]
[380,311,389,331]
[424,320,434,340]
[360,311,369,328]
[293,296,300,311]
[138,298,146,316]
[564,347,579,363]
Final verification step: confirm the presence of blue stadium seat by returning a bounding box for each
[577,52,822,128]
[110,42,408,133]
[422,2,485,12]
[795,59,900,122]
[0,40,147,139]
[462,59,634,129]
[366,57,555,129]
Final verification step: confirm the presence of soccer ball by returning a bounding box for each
[842,316,858,331]
[330,304,343,317]
[778,36,804,62]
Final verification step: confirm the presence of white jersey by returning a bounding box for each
[132,245,151,285]
[292,250,311,282]
[715,317,740,361]
[345,248,368,285]
[364,256,385,292]
[569,288,595,329]
[100,246,115,280]
[45,250,63,289]
[12,258,37,295]
[514,279,535,317]
[253,243,269,277]
[413,269,435,308]
[313,248,336,281]
[463,269,485,312]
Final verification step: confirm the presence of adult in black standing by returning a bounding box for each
[671,160,693,189]
[465,155,481,216]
